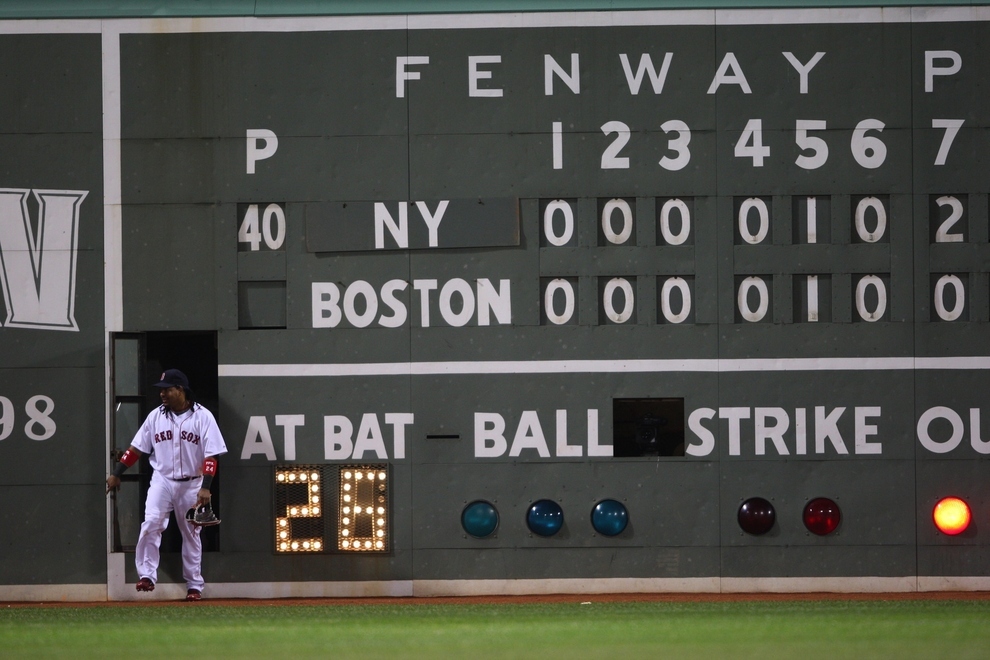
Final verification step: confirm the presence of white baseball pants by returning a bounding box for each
[135,471,205,592]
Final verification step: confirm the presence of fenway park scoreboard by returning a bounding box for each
[1,6,990,599]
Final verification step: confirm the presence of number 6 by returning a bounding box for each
[851,119,887,169]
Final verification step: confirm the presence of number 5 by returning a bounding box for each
[795,120,828,170]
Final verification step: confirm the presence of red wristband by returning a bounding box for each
[203,457,217,476]
[120,448,139,467]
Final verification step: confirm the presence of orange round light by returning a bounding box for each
[933,497,971,535]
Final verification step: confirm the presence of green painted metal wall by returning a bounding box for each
[1,6,989,597]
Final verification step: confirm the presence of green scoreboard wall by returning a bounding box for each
[2,6,990,598]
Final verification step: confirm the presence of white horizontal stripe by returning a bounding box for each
[718,357,914,372]
[408,9,715,29]
[911,6,990,23]
[103,14,407,34]
[16,574,990,602]
[143,8,990,32]
[918,576,990,592]
[0,19,101,33]
[414,577,720,596]
[716,7,911,25]
[12,6,988,37]
[219,356,990,378]
[720,576,917,593]
[0,583,106,601]
[24,575,990,601]
[915,356,990,370]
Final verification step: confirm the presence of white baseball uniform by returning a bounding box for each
[131,403,227,592]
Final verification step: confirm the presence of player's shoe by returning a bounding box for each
[136,578,155,592]
[185,589,202,601]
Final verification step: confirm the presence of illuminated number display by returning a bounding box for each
[338,465,389,552]
[274,466,324,553]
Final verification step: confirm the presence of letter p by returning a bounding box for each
[925,50,961,92]
[246,129,279,174]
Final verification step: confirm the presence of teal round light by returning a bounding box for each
[591,499,628,536]
[461,500,499,538]
[526,499,563,536]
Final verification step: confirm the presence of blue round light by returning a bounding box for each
[461,501,499,538]
[526,499,563,537]
[591,499,628,536]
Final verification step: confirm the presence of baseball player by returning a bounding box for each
[106,369,228,601]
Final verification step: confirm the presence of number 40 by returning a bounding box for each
[238,203,286,251]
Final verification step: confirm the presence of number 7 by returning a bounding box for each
[932,119,964,166]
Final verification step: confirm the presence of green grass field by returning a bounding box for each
[2,599,989,658]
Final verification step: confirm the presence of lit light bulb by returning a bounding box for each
[314,541,322,550]
[277,473,286,482]
[311,472,319,481]
[354,506,362,514]
[300,473,308,481]
[377,518,385,526]
[356,472,363,480]
[289,473,296,481]
[343,495,351,502]
[279,531,287,539]
[377,507,384,514]
[379,472,386,480]
[301,507,309,515]
[934,497,971,535]
[344,471,352,479]
[343,484,351,491]
[342,518,350,525]
[342,529,349,536]
[303,541,310,549]
[280,542,288,550]
[364,541,372,549]
[376,530,384,538]
[343,507,350,514]
[290,507,298,516]
[279,519,287,527]
[291,542,299,550]
[375,541,384,549]
[367,472,375,480]
[312,507,320,515]
[312,496,320,504]
[342,540,350,548]
[311,485,319,493]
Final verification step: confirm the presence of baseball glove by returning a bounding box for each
[185,503,221,527]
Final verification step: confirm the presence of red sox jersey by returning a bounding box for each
[131,404,228,479]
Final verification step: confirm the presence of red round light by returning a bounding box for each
[802,497,841,536]
[933,497,971,535]
[737,497,775,535]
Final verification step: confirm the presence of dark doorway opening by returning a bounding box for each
[143,331,221,552]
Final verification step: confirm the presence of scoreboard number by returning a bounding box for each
[273,464,391,553]
[238,203,286,251]
[338,466,389,552]
[543,117,983,171]
[274,466,324,553]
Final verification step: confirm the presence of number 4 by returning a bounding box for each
[735,119,770,167]
[238,204,262,250]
